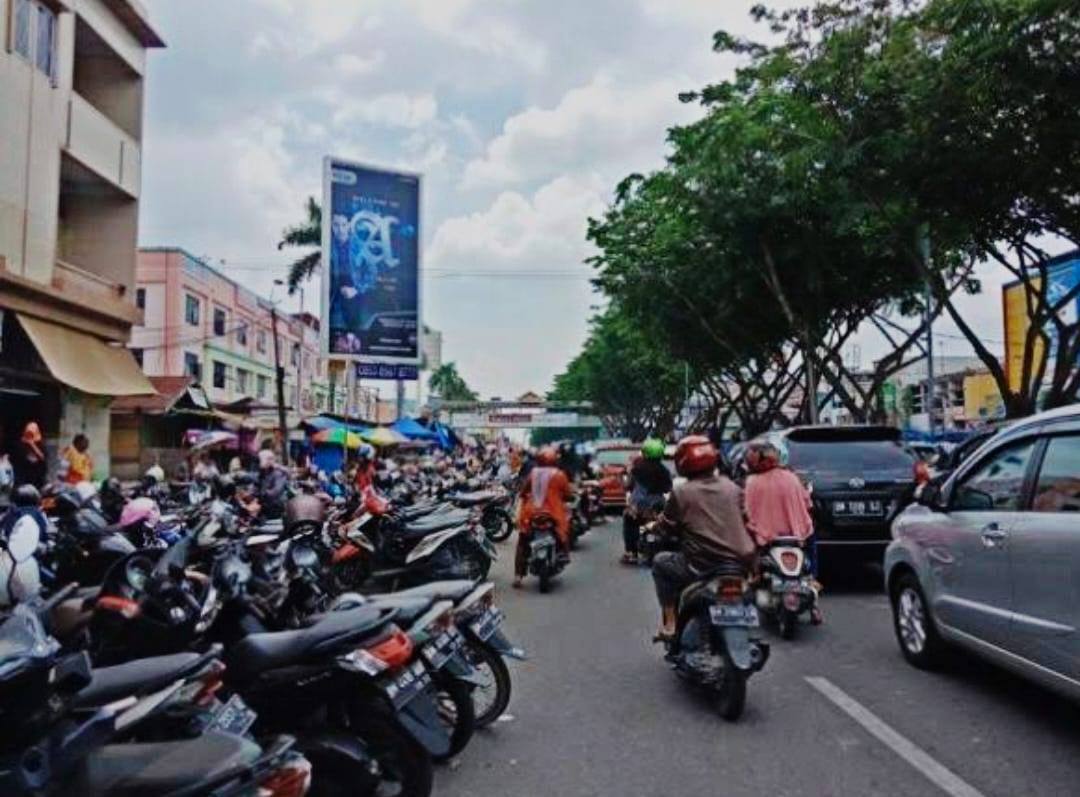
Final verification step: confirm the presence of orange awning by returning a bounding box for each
[17,314,155,397]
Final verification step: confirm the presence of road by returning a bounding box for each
[439,517,1080,797]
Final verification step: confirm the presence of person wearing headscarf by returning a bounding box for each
[13,422,47,489]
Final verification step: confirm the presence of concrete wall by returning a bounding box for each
[72,42,142,138]
[74,0,146,76]
[59,389,111,480]
[58,187,138,290]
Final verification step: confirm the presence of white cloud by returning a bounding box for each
[332,92,439,130]
[429,174,608,272]
[334,51,386,78]
[462,73,702,189]
[413,0,547,73]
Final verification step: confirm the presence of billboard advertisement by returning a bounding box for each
[1003,253,1080,390]
[322,157,421,363]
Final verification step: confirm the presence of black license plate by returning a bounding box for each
[383,661,431,710]
[208,694,257,736]
[422,628,465,670]
[469,608,503,641]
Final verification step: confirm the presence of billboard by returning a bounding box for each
[322,157,421,363]
[1003,253,1080,390]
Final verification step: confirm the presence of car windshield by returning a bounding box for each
[786,440,915,481]
[595,449,635,468]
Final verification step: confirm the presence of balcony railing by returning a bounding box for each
[65,93,141,198]
[52,259,140,325]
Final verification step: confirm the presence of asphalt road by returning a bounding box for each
[438,517,1080,797]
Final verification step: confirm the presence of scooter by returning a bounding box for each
[754,537,818,640]
[525,514,567,594]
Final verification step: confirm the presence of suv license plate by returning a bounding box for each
[709,604,759,627]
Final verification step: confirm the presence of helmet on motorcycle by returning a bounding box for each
[284,494,325,532]
[52,487,82,516]
[641,438,665,461]
[75,480,98,505]
[12,484,41,508]
[145,465,165,483]
[357,443,375,461]
[674,435,718,478]
[120,496,160,529]
[536,446,558,467]
[745,442,781,474]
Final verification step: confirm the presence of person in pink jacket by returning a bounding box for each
[744,442,822,622]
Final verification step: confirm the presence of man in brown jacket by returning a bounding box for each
[651,436,756,640]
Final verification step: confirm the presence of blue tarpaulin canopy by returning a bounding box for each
[391,417,438,441]
[303,415,370,434]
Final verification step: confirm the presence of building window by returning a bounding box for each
[236,323,247,346]
[131,348,144,368]
[13,0,31,59]
[184,352,201,382]
[291,343,300,367]
[257,374,268,399]
[213,307,227,337]
[185,294,200,325]
[135,288,146,310]
[212,361,227,390]
[237,369,250,395]
[34,2,55,79]
[256,329,267,354]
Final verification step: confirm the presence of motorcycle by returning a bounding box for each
[569,494,589,548]
[754,537,818,640]
[660,560,770,721]
[524,514,566,594]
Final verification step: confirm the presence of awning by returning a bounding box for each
[17,314,155,397]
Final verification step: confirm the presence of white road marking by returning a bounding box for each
[806,676,987,797]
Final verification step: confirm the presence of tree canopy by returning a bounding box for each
[428,363,479,402]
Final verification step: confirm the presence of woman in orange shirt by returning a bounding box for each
[514,446,573,588]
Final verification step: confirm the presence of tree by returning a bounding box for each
[549,307,689,440]
[428,363,478,402]
[278,196,321,295]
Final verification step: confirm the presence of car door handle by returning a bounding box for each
[980,524,1008,547]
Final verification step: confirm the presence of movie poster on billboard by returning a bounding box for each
[322,157,421,363]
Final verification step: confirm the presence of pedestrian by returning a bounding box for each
[193,451,220,481]
[13,422,47,489]
[60,433,94,485]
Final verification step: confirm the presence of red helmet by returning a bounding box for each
[674,435,718,477]
[536,446,558,467]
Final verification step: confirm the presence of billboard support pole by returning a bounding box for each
[920,226,936,437]
[271,306,289,466]
[395,379,405,421]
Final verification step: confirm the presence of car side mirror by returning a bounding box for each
[917,482,944,510]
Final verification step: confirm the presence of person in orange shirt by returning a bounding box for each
[60,434,94,485]
[514,446,573,589]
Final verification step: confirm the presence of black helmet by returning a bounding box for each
[12,484,41,507]
[52,487,82,516]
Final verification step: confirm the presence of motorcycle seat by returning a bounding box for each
[390,579,477,603]
[77,732,261,797]
[397,503,454,522]
[72,650,210,709]
[449,491,498,507]
[351,595,434,624]
[229,605,396,677]
[400,509,472,536]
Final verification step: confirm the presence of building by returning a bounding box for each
[130,247,358,416]
[1,0,164,477]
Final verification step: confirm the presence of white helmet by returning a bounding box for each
[145,465,165,483]
[75,480,98,505]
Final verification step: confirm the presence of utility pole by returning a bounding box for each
[806,347,820,424]
[920,226,936,437]
[395,379,405,421]
[270,306,289,465]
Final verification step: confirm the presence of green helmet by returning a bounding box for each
[641,438,665,460]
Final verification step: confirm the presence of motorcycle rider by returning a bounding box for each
[513,445,574,589]
[257,449,289,520]
[622,438,673,565]
[353,443,377,493]
[743,441,822,623]
[651,436,756,641]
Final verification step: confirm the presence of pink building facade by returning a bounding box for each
[131,247,346,413]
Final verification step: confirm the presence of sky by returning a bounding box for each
[138,0,1021,400]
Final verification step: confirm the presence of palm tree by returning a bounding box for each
[278,196,321,295]
[428,363,478,402]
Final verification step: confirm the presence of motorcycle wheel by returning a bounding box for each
[483,509,513,543]
[344,712,434,797]
[433,673,476,761]
[539,570,552,594]
[778,610,798,641]
[713,654,747,722]
[465,639,512,728]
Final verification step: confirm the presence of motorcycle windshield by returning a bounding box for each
[0,605,57,678]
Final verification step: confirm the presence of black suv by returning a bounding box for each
[747,426,919,564]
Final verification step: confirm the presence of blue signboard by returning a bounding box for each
[355,362,418,381]
[322,157,421,363]
[1045,256,1080,358]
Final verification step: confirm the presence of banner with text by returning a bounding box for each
[322,157,421,363]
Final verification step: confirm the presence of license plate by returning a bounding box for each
[709,604,759,627]
[469,608,503,641]
[835,500,883,516]
[422,628,465,670]
[208,694,257,736]
[383,661,431,710]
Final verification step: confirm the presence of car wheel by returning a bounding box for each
[891,572,946,669]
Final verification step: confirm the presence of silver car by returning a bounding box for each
[885,404,1080,699]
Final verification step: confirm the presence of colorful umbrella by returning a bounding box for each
[362,426,406,447]
[186,430,239,452]
[312,427,364,449]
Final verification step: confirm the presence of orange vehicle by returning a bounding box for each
[593,442,639,509]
